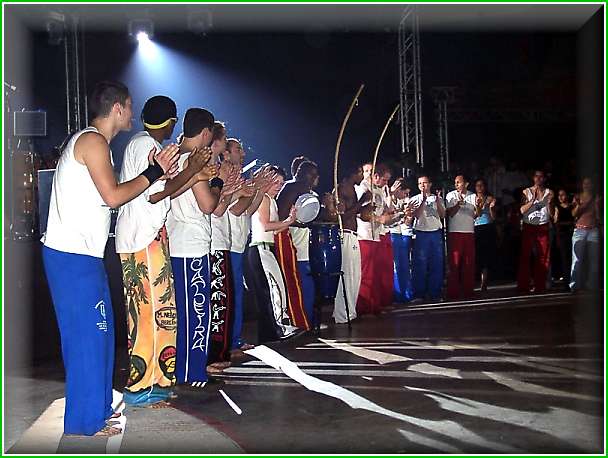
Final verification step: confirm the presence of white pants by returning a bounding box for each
[333,232,361,323]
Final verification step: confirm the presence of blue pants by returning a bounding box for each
[42,246,114,435]
[171,256,211,384]
[297,261,316,325]
[570,227,600,291]
[391,234,413,302]
[230,251,245,350]
[412,230,444,300]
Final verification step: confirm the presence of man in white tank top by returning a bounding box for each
[207,122,252,371]
[224,139,269,353]
[164,108,232,391]
[41,81,179,436]
[517,169,555,293]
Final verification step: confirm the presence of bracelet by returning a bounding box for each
[210,177,224,190]
[140,160,164,185]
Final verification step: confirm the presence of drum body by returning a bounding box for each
[309,223,342,299]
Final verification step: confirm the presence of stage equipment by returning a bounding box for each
[14,111,47,137]
[398,6,425,166]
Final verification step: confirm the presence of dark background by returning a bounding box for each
[25,30,583,185]
[3,5,604,369]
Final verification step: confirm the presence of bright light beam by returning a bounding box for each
[136,32,157,59]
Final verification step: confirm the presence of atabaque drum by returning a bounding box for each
[309,223,342,299]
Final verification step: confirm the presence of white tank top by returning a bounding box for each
[165,152,212,257]
[229,211,251,254]
[41,127,111,258]
[251,195,278,244]
[211,212,231,251]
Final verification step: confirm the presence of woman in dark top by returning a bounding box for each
[473,179,497,291]
[552,189,574,283]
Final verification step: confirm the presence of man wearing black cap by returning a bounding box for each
[115,96,209,407]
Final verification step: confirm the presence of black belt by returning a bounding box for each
[342,229,356,235]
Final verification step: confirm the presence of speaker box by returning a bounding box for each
[37,169,55,234]
[14,111,47,137]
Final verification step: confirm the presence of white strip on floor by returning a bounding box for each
[10,389,125,454]
[10,398,65,453]
[243,346,521,453]
[219,389,243,415]
[318,338,411,364]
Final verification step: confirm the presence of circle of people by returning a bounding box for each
[40,81,602,437]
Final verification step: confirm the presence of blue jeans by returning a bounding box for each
[391,234,413,302]
[570,227,600,290]
[412,230,444,300]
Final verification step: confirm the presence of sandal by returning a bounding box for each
[94,425,122,437]
[206,365,224,376]
[66,425,123,437]
[147,400,172,409]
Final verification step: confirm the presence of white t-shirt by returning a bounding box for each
[289,226,310,261]
[411,193,443,232]
[522,187,551,225]
[445,190,476,233]
[229,210,251,254]
[379,185,392,236]
[356,180,383,242]
[42,127,111,258]
[166,153,212,257]
[115,131,170,253]
[389,197,414,236]
[211,212,231,252]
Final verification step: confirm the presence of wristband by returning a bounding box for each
[140,160,164,185]
[210,177,224,190]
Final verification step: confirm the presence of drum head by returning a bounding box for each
[295,193,320,223]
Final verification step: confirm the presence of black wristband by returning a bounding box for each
[140,160,164,185]
[209,177,224,190]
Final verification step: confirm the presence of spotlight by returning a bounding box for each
[128,19,154,41]
[136,31,149,42]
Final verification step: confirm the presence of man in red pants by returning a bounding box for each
[445,174,477,300]
[517,170,555,293]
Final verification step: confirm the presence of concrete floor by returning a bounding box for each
[4,288,605,454]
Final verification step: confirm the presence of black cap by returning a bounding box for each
[141,95,177,129]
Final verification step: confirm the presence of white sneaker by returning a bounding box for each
[319,323,329,330]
